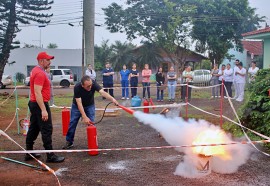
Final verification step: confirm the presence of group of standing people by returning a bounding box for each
[210,59,259,102]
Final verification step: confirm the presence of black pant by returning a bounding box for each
[130,80,138,97]
[26,101,53,150]
[224,81,233,97]
[181,83,192,101]
[103,83,114,97]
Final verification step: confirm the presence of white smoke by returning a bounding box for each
[133,111,251,178]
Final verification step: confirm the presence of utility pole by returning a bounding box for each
[83,0,95,68]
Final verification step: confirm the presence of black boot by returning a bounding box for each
[24,153,41,161]
[24,145,41,161]
[46,153,65,163]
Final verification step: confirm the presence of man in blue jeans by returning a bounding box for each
[63,75,119,149]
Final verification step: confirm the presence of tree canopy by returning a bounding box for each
[0,0,53,81]
[103,0,265,70]
[190,0,265,63]
[47,43,58,49]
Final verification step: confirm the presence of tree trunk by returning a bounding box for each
[0,0,16,82]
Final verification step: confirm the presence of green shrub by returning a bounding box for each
[240,69,270,147]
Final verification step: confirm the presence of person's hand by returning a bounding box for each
[112,98,119,106]
[82,116,92,125]
[41,110,49,121]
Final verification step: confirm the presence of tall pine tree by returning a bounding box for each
[0,0,53,82]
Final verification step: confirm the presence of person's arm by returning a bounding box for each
[110,69,114,75]
[102,69,110,76]
[75,97,92,124]
[99,89,119,105]
[237,69,246,77]
[34,85,48,121]
[142,70,146,77]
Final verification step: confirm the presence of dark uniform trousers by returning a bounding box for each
[26,101,53,150]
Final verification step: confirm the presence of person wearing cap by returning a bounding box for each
[234,62,247,102]
[62,75,119,149]
[233,59,240,99]
[25,52,65,163]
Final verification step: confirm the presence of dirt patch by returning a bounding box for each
[1,90,269,186]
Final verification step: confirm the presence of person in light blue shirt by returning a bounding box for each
[120,64,130,99]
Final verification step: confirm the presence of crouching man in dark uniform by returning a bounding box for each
[63,75,119,149]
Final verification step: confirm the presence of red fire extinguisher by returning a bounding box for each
[62,107,70,136]
[143,99,149,113]
[87,124,98,156]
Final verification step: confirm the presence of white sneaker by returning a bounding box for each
[231,97,237,100]
[121,97,125,100]
[126,97,129,100]
[236,98,243,102]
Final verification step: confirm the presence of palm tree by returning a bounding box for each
[94,40,113,70]
[135,42,163,70]
[109,41,136,71]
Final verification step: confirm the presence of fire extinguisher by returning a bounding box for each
[20,118,30,136]
[87,124,98,156]
[143,99,149,113]
[62,107,70,136]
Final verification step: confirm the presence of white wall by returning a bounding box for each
[4,48,82,77]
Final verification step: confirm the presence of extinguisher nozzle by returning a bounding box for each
[118,105,135,115]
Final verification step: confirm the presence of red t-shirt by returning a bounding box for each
[30,66,50,102]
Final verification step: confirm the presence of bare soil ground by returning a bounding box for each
[1,88,269,186]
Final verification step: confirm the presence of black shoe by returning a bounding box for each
[46,154,65,163]
[62,141,74,149]
[24,153,41,161]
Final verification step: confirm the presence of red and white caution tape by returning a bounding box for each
[51,102,187,110]
[0,130,61,186]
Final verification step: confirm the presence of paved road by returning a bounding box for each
[0,85,73,96]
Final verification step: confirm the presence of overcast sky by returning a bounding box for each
[16,0,270,49]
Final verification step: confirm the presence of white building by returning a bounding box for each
[4,48,83,80]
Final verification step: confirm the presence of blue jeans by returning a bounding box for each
[156,83,164,100]
[142,82,150,98]
[66,103,95,143]
[168,81,176,99]
[121,80,129,98]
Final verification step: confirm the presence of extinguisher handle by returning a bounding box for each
[88,121,94,126]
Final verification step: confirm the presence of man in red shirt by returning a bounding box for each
[25,52,65,163]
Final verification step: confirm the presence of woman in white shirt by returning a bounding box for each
[224,63,233,98]
[248,61,259,83]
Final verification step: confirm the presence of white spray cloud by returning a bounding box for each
[133,111,251,178]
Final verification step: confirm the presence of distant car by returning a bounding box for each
[25,68,75,87]
[193,69,212,85]
[0,75,13,89]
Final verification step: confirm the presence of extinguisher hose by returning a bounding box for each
[91,102,113,125]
